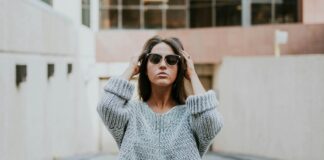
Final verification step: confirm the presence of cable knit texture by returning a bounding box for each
[97,77,224,160]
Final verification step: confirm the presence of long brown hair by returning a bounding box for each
[137,35,188,104]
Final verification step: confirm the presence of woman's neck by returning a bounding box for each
[147,84,176,113]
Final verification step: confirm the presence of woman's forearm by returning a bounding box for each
[189,72,206,95]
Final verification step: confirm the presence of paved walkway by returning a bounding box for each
[59,152,279,160]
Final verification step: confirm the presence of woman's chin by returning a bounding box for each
[153,79,172,87]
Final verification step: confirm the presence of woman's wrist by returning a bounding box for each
[189,72,206,95]
[188,71,198,81]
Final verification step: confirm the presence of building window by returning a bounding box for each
[47,64,55,79]
[274,0,298,23]
[16,65,27,87]
[67,63,73,75]
[82,0,91,27]
[168,0,186,5]
[99,0,299,29]
[100,0,119,29]
[215,0,242,26]
[190,0,212,28]
[101,9,118,29]
[41,0,52,6]
[145,9,163,29]
[122,0,141,29]
[167,9,186,28]
[123,9,140,28]
[123,0,140,5]
[252,0,298,25]
[252,0,272,24]
[100,0,188,29]
[101,0,118,5]
[190,0,242,28]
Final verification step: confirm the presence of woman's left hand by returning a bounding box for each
[180,50,206,94]
[180,50,196,81]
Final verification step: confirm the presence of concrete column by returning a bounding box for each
[242,0,251,27]
[91,0,100,31]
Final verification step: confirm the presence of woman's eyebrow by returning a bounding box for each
[150,52,176,55]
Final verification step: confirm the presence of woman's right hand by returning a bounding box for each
[129,56,140,77]
[120,55,140,80]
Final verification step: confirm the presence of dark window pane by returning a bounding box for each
[41,0,52,6]
[190,0,212,28]
[168,0,186,5]
[144,0,163,6]
[215,0,241,26]
[252,0,272,25]
[82,0,90,5]
[100,0,118,6]
[167,9,186,28]
[275,0,298,23]
[123,0,140,5]
[100,9,118,29]
[82,8,91,27]
[122,9,140,28]
[82,0,91,27]
[145,10,162,29]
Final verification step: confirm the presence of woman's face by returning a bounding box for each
[146,42,178,87]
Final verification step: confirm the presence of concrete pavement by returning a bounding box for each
[58,152,279,160]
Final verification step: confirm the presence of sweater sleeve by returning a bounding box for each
[186,90,224,157]
[97,76,135,148]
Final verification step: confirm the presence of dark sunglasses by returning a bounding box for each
[146,53,181,66]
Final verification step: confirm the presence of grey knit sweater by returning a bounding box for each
[97,77,224,160]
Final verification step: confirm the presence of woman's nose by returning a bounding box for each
[159,58,167,68]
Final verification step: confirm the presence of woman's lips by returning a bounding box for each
[157,72,168,77]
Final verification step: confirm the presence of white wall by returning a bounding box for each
[53,0,100,154]
[213,54,324,160]
[53,0,81,25]
[53,0,99,31]
[0,54,78,160]
[0,0,76,56]
[0,0,99,159]
[74,25,100,154]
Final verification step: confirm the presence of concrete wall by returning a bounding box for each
[53,0,81,26]
[0,0,99,159]
[213,54,324,160]
[0,0,76,56]
[96,24,324,63]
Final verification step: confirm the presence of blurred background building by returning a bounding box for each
[1,0,324,160]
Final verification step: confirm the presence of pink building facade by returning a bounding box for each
[96,0,324,64]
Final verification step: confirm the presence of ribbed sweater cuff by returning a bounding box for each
[104,76,135,100]
[186,90,219,114]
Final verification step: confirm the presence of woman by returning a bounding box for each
[97,36,223,160]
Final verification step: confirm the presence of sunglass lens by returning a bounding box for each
[149,54,162,64]
[166,55,179,65]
